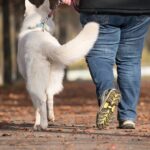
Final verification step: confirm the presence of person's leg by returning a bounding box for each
[116,16,150,126]
[80,14,121,129]
[80,14,121,103]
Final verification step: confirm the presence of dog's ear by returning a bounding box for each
[39,0,50,11]
[25,0,36,13]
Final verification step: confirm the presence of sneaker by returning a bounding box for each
[96,89,121,129]
[119,120,135,129]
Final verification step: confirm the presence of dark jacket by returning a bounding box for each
[79,0,150,15]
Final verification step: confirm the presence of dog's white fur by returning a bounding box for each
[17,0,99,130]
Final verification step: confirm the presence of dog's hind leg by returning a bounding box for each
[46,65,64,123]
[30,94,48,130]
[39,100,48,129]
[47,94,55,122]
[33,109,41,130]
[26,56,51,130]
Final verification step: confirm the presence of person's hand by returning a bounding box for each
[61,0,72,5]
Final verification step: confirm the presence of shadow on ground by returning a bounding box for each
[0,81,150,150]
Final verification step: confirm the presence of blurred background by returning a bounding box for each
[0,0,150,86]
[0,1,150,148]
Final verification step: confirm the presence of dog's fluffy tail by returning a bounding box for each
[47,22,99,65]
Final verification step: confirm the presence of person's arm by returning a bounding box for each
[62,0,72,5]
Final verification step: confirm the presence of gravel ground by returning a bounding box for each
[0,81,150,150]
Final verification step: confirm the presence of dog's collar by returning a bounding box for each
[28,22,50,32]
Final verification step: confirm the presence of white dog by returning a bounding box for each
[17,0,99,130]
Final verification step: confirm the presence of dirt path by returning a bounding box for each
[0,81,150,150]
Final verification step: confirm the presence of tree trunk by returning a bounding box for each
[2,0,12,84]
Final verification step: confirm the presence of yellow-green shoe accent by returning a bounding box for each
[96,89,121,129]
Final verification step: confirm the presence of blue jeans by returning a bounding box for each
[80,14,150,122]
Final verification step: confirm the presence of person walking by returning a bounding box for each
[62,0,150,129]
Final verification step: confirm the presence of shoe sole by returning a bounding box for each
[96,89,121,129]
